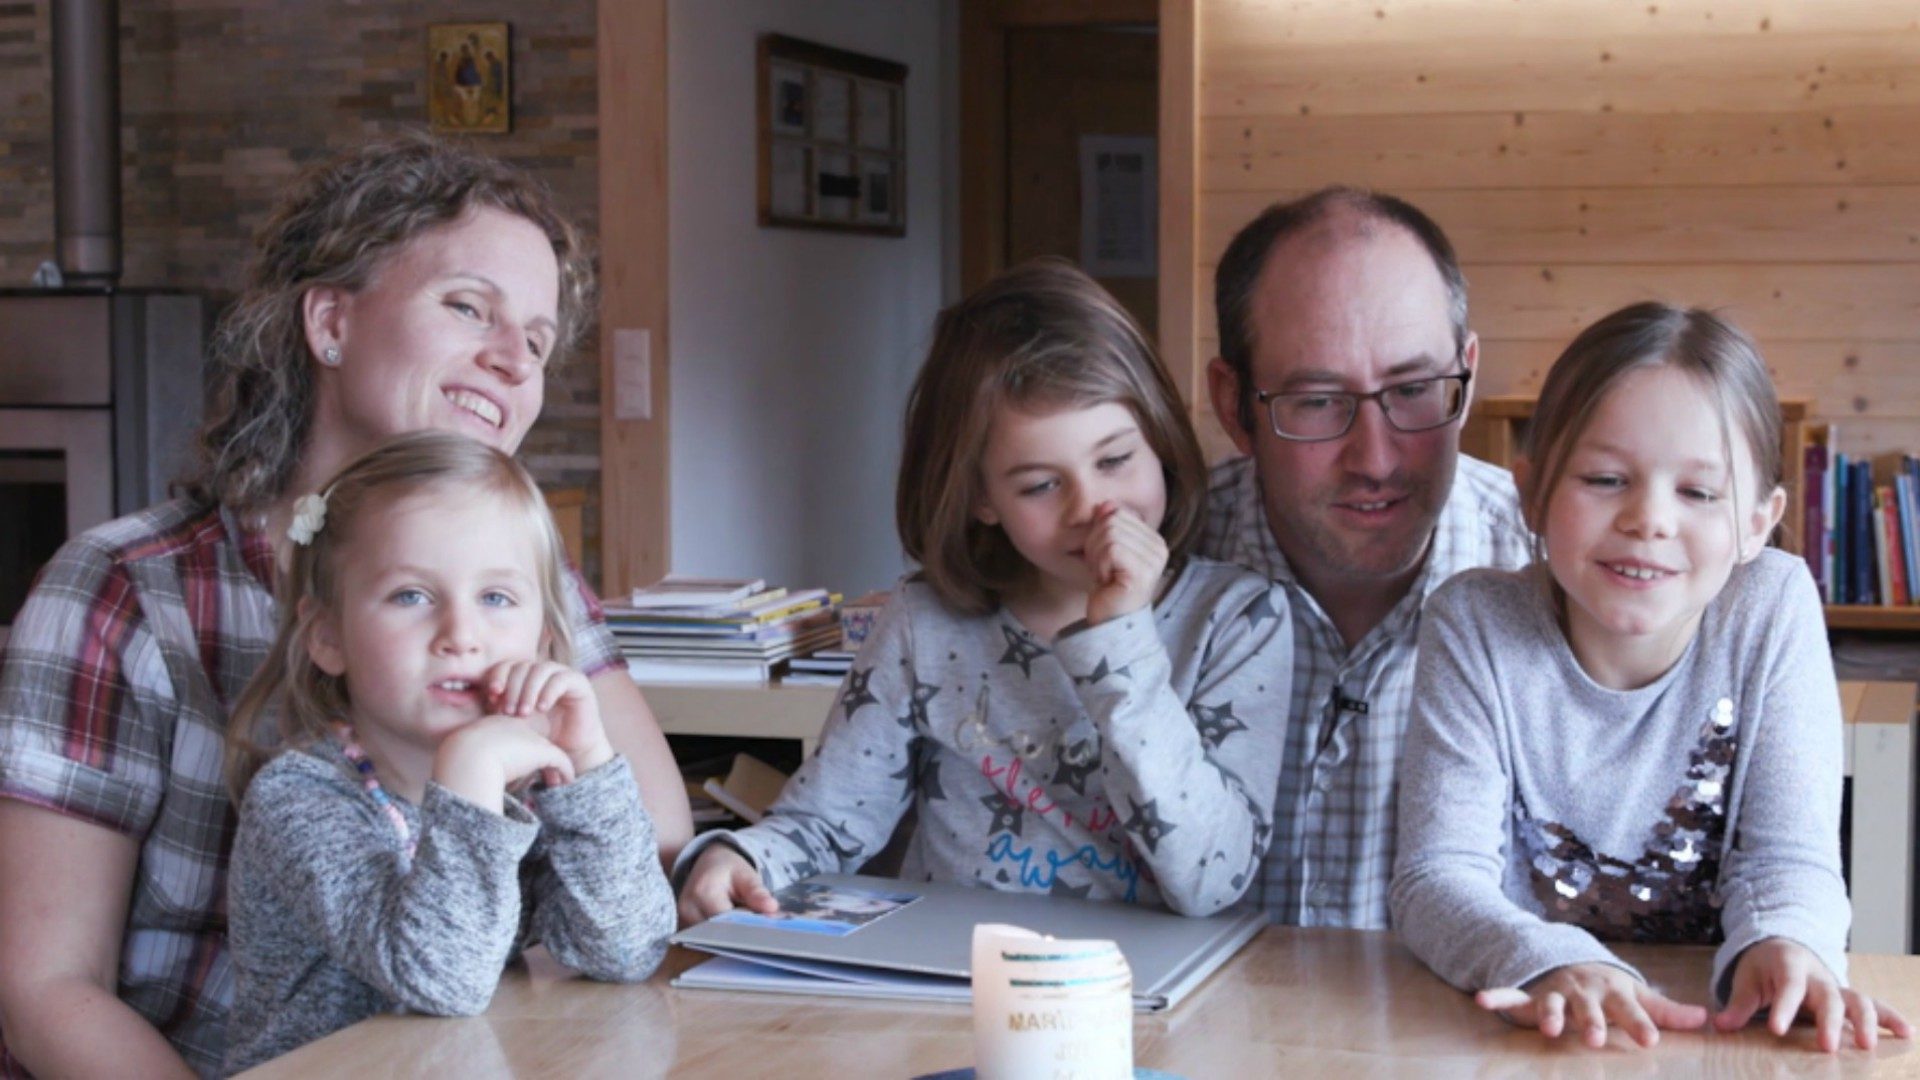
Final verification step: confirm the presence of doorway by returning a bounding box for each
[961,2,1159,339]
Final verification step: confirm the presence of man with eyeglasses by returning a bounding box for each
[1198,188,1533,930]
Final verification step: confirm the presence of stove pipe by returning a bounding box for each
[51,0,120,286]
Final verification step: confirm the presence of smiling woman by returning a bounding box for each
[0,134,690,1078]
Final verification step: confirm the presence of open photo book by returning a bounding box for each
[669,873,1266,1012]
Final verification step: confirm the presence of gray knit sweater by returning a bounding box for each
[225,746,673,1074]
[1390,549,1849,1004]
[677,558,1293,915]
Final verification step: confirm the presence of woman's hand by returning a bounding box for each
[433,715,577,814]
[485,658,614,777]
[1476,962,1708,1048]
[1715,937,1913,1052]
[678,844,778,926]
[1084,503,1168,626]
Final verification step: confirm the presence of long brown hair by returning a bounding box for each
[184,132,595,514]
[896,258,1208,614]
[225,431,575,802]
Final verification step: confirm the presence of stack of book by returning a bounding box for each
[781,590,890,687]
[1804,428,1920,606]
[783,649,856,687]
[611,577,843,683]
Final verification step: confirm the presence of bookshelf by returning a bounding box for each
[1462,395,1920,633]
[641,681,836,758]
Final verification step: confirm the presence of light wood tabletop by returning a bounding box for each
[243,928,1920,1078]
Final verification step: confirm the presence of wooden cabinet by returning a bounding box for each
[540,487,586,570]
[1464,395,1919,632]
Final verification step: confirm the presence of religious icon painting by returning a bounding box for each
[428,22,511,134]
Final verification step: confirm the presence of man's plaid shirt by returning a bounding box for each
[1198,455,1532,929]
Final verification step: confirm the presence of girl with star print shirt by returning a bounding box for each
[673,262,1291,919]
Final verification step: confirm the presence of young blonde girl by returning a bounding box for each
[222,432,672,1073]
[677,259,1292,921]
[1391,303,1911,1053]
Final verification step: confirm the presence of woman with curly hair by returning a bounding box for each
[0,133,690,1077]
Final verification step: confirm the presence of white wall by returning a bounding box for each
[668,0,949,597]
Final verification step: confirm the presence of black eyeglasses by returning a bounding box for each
[1253,371,1472,442]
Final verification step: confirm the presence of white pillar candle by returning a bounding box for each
[971,923,1133,1080]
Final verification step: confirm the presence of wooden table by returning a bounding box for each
[243,929,1920,1077]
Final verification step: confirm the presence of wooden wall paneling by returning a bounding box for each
[1206,111,1920,195]
[1190,260,1920,342]
[1472,339,1920,411]
[1203,35,1920,117]
[597,0,671,596]
[1160,0,1200,410]
[1202,186,1920,266]
[1201,110,1920,194]
[1202,0,1920,44]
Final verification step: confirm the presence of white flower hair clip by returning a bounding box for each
[287,491,329,546]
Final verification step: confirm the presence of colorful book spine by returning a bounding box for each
[1853,459,1876,605]
[1878,484,1905,606]
[1804,438,1827,596]
[1835,452,1851,603]
[1907,463,1920,602]
[1823,444,1839,602]
[1902,467,1920,605]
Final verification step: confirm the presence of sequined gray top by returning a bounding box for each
[1389,549,1848,1004]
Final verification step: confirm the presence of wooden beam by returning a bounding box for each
[597,0,671,596]
[1159,0,1198,406]
[960,0,1009,293]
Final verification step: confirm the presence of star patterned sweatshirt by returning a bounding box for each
[678,558,1293,915]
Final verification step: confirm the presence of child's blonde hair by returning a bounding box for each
[225,431,575,801]
[896,258,1208,614]
[1520,301,1784,573]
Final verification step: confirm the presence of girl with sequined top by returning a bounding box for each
[674,260,1293,923]
[1390,303,1911,1054]
[220,433,673,1074]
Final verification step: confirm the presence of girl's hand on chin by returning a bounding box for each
[483,658,614,778]
[433,716,576,814]
[1084,503,1168,626]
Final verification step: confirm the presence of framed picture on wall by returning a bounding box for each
[757,33,907,237]
[428,22,510,134]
